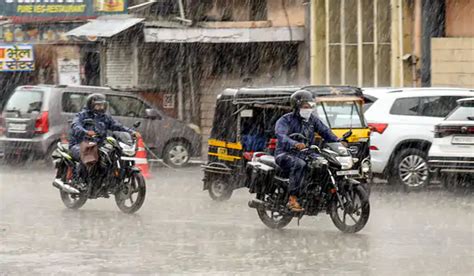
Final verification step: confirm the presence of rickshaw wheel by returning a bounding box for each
[208,178,233,201]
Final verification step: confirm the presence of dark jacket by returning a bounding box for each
[69,109,131,147]
[275,112,339,156]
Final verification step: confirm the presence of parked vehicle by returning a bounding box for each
[0,85,201,167]
[202,85,372,201]
[428,98,474,189]
[247,131,370,232]
[52,120,146,213]
[363,88,473,189]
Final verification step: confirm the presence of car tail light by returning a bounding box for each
[369,145,379,151]
[434,125,474,138]
[35,111,49,134]
[368,123,388,134]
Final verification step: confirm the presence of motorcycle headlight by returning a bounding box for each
[119,142,136,157]
[336,156,353,170]
[361,159,371,173]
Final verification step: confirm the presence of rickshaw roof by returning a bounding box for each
[219,85,363,105]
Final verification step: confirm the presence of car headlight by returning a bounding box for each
[119,142,136,157]
[336,156,353,170]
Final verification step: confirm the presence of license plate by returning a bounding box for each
[452,136,474,145]
[8,123,27,132]
[336,170,359,176]
[217,147,228,155]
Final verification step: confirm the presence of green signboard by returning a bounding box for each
[0,0,127,18]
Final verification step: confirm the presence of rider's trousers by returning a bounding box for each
[275,153,307,196]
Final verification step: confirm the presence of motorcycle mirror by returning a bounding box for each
[83,119,95,126]
[133,121,141,128]
[342,130,353,140]
[289,133,308,142]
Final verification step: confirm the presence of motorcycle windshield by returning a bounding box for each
[114,131,133,145]
[326,142,350,156]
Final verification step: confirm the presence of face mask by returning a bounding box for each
[299,108,312,120]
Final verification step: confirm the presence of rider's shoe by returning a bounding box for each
[70,179,87,192]
[287,195,304,212]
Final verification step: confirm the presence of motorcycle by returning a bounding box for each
[247,131,370,233]
[51,120,146,214]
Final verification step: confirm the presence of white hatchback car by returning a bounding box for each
[363,88,473,188]
[428,98,474,185]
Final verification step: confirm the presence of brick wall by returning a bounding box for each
[431,37,474,88]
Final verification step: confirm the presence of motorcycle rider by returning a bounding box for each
[275,89,340,212]
[69,93,140,188]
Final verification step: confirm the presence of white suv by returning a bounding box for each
[363,88,473,188]
[428,98,474,187]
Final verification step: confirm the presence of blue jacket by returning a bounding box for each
[69,109,131,147]
[275,112,339,156]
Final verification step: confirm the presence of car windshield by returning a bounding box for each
[314,101,365,128]
[445,105,474,121]
[5,90,43,115]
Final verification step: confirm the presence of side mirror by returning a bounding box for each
[342,130,353,140]
[289,133,308,142]
[145,108,161,120]
[133,121,141,128]
[83,118,95,126]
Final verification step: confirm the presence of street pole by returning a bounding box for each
[310,0,317,85]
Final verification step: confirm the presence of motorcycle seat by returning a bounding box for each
[258,155,279,169]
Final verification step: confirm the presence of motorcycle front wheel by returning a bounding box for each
[330,185,370,233]
[115,173,146,214]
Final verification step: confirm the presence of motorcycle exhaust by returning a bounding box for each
[52,179,80,194]
[248,199,266,209]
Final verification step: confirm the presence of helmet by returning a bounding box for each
[290,89,314,110]
[86,93,107,113]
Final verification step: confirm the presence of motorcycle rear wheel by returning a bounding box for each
[115,173,146,214]
[60,190,88,209]
[256,187,293,229]
[330,185,370,233]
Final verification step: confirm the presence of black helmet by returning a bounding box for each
[290,89,314,110]
[86,93,107,113]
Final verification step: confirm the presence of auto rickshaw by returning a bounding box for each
[202,85,372,201]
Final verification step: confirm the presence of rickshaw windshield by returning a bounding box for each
[314,100,365,129]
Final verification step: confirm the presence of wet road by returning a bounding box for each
[0,164,473,275]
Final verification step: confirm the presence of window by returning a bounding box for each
[62,92,87,113]
[419,96,464,118]
[6,90,43,115]
[315,101,364,128]
[446,106,474,121]
[390,98,420,116]
[106,95,148,118]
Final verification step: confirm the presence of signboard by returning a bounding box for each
[0,23,83,43]
[163,94,175,109]
[58,58,80,85]
[0,0,127,18]
[0,44,34,72]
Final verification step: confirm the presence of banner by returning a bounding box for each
[0,0,127,18]
[58,58,80,85]
[0,44,35,72]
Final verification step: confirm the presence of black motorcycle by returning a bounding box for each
[51,120,146,214]
[247,132,370,233]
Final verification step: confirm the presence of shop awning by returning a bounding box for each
[67,16,145,38]
[144,26,304,43]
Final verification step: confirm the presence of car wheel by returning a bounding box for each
[163,141,190,168]
[390,148,430,190]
